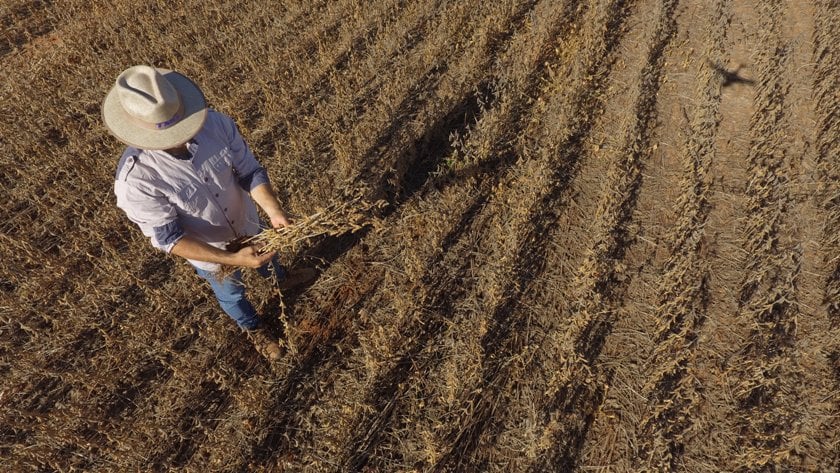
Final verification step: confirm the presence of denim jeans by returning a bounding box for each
[195,256,287,330]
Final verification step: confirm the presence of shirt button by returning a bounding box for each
[215,193,219,198]
[204,177,209,182]
[231,220,235,224]
[224,208,228,212]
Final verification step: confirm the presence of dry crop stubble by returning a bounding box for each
[271,0,458,204]
[615,0,732,470]
[812,6,840,466]
[0,0,57,57]
[368,1,596,468]
[717,1,810,470]
[1,0,338,464]
[664,2,757,471]
[292,1,568,466]
[814,5,840,328]
[333,0,497,197]
[249,0,409,185]
[374,0,644,466]
[524,0,679,470]
[222,1,514,469]
[482,4,645,469]
[413,1,635,470]
[768,0,839,467]
[812,0,840,429]
[316,0,604,464]
[2,0,839,470]
[293,0,455,196]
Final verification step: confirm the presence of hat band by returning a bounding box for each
[128,91,185,131]
[155,110,183,129]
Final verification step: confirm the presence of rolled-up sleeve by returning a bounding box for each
[115,181,185,253]
[214,111,271,192]
[237,167,269,192]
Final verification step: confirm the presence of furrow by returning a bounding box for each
[525,0,680,470]
[632,1,730,470]
[425,0,642,470]
[726,2,807,470]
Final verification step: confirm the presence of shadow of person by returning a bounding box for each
[709,61,755,87]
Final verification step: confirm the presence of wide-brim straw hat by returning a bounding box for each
[102,65,207,150]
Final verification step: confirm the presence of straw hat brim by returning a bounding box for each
[102,68,207,150]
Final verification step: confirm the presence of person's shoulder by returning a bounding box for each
[202,108,238,138]
[115,146,142,182]
[114,148,160,190]
[205,108,234,126]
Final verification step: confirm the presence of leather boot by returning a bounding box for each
[247,327,283,361]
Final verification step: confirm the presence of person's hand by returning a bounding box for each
[268,210,292,229]
[231,245,276,268]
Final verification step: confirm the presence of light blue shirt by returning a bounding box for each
[114,110,269,272]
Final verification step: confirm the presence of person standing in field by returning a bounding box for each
[103,65,315,361]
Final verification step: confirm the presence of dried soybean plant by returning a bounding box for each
[218,187,385,358]
[218,187,385,280]
[250,187,386,259]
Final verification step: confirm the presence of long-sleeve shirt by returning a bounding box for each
[114,109,269,272]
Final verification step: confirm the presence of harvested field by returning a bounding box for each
[1,0,838,471]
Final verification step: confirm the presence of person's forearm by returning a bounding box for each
[250,183,290,227]
[250,183,283,217]
[170,236,236,265]
[171,235,276,269]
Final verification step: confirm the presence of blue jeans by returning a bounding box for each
[195,256,287,330]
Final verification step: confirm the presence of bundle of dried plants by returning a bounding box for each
[250,188,386,260]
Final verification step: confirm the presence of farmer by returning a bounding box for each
[103,65,315,361]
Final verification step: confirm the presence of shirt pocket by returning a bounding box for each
[208,152,231,170]
[206,151,236,187]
